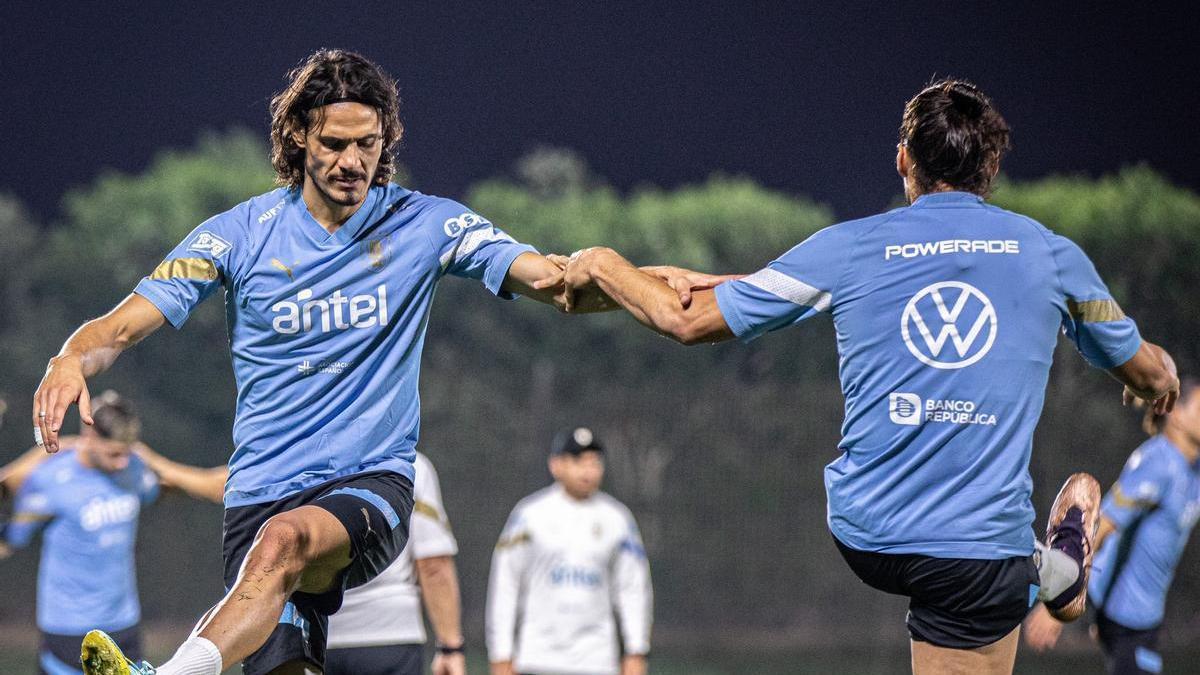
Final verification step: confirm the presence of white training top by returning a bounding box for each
[486,484,653,675]
[327,452,459,648]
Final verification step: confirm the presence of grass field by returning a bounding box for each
[0,642,1143,674]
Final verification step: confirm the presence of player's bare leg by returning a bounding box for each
[910,625,1019,675]
[154,505,351,674]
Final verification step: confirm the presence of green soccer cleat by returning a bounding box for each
[80,630,157,675]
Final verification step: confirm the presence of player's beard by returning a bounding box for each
[311,167,369,208]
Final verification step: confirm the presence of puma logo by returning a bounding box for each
[271,258,295,281]
[361,507,374,539]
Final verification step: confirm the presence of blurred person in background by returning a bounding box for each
[486,427,652,675]
[0,391,224,675]
[1024,374,1200,674]
[326,451,466,675]
[552,79,1179,674]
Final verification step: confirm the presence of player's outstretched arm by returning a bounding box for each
[1112,341,1179,415]
[0,444,57,498]
[559,247,735,345]
[502,251,619,313]
[134,443,227,504]
[33,294,165,454]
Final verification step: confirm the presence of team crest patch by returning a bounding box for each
[188,231,232,258]
[363,235,392,270]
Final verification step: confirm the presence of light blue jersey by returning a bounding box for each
[1090,435,1200,629]
[714,192,1141,558]
[134,185,534,506]
[4,448,159,634]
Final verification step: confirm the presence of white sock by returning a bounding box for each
[1034,540,1080,600]
[156,636,223,675]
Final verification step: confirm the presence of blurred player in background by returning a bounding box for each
[1024,375,1200,674]
[326,451,466,675]
[0,391,224,675]
[553,79,1179,674]
[486,428,652,675]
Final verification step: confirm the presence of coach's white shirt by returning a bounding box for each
[328,452,458,648]
[486,484,652,675]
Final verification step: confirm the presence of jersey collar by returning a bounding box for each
[293,186,383,246]
[911,191,986,208]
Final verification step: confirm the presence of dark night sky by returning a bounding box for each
[2,2,1196,222]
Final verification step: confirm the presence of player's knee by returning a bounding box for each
[253,515,312,572]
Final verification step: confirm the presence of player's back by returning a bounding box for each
[825,192,1139,558]
[717,190,1141,559]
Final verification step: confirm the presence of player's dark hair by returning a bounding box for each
[91,390,140,443]
[270,49,403,189]
[900,79,1010,197]
[1142,377,1198,437]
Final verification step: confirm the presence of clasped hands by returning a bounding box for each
[532,247,734,312]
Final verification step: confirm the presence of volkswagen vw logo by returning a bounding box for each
[901,281,997,369]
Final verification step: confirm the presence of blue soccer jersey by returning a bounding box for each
[714,191,1141,558]
[4,448,159,634]
[133,185,535,506]
[1089,435,1200,629]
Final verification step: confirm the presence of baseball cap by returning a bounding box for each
[550,427,604,456]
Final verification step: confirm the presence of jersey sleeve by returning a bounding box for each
[424,200,538,300]
[1049,233,1142,368]
[611,511,653,656]
[410,456,458,560]
[486,506,533,662]
[713,224,850,342]
[1101,445,1171,529]
[133,213,245,329]
[4,468,55,548]
[134,457,161,506]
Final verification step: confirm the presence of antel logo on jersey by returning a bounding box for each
[443,212,488,237]
[901,281,997,369]
[271,285,389,335]
[187,231,232,258]
[80,495,139,531]
[889,393,923,426]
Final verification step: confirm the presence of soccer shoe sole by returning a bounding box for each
[1044,472,1101,622]
[80,630,137,675]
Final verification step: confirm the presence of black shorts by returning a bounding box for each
[834,535,1038,648]
[222,470,414,675]
[1095,612,1162,674]
[41,625,142,675]
[325,643,423,675]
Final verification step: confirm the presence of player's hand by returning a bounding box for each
[0,542,12,560]
[555,247,613,312]
[489,660,516,675]
[620,654,648,675]
[641,266,743,308]
[432,651,466,675]
[1022,604,1064,652]
[32,355,93,454]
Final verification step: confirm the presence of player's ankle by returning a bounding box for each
[156,636,223,675]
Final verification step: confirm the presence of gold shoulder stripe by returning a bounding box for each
[495,531,531,550]
[11,512,53,524]
[414,499,443,522]
[1109,484,1154,509]
[149,258,219,282]
[1067,299,1126,323]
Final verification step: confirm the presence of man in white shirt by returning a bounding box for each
[487,428,652,675]
[327,451,466,675]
